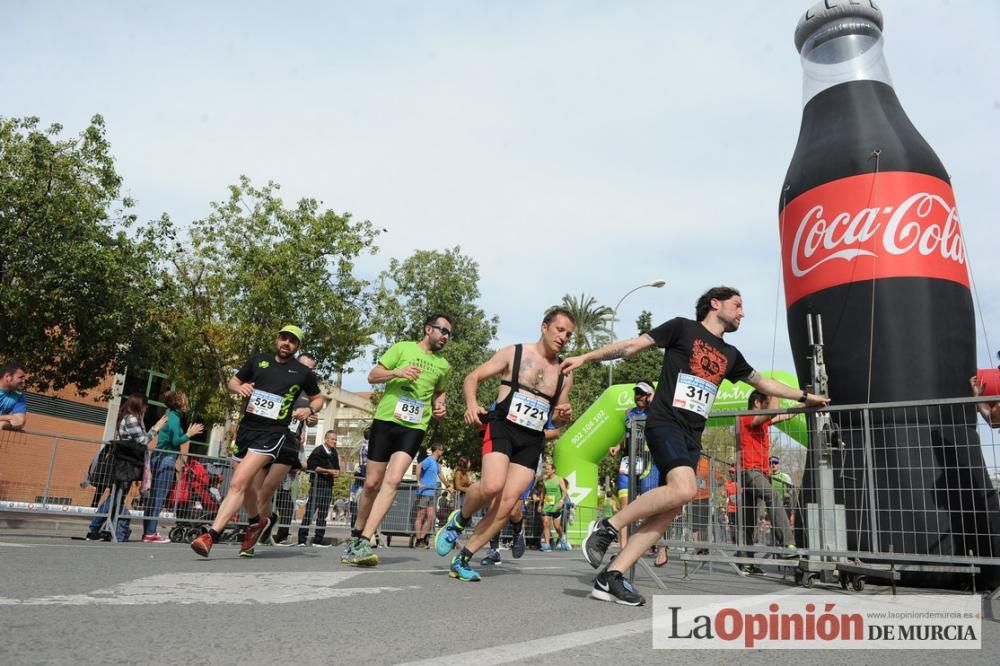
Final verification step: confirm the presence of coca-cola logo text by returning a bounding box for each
[780,172,970,305]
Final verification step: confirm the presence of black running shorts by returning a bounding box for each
[481,417,544,470]
[232,424,300,467]
[644,422,701,483]
[367,419,426,463]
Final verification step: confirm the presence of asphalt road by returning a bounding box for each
[1,534,997,665]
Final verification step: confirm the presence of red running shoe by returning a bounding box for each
[241,516,271,553]
[191,533,213,558]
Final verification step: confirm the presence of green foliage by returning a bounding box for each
[157,176,381,423]
[613,310,664,386]
[372,247,498,466]
[559,293,613,351]
[333,470,354,499]
[0,115,168,392]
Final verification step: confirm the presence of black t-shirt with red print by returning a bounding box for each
[645,317,754,435]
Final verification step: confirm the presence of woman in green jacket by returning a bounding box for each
[142,390,204,542]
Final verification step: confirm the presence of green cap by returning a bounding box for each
[278,325,304,343]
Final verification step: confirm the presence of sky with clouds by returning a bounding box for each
[5,0,999,393]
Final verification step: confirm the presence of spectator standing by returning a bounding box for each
[451,455,472,512]
[85,393,166,541]
[0,362,28,431]
[736,391,796,565]
[297,430,341,546]
[349,428,370,530]
[413,443,447,547]
[143,390,204,543]
[971,375,1000,427]
[724,465,738,544]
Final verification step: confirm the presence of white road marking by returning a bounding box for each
[397,588,814,665]
[0,542,33,547]
[0,571,420,606]
[396,618,651,666]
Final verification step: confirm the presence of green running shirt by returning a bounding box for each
[372,341,450,431]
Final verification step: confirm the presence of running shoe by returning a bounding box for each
[344,538,378,567]
[340,537,359,561]
[312,542,332,548]
[591,568,645,606]
[540,542,552,552]
[511,531,526,559]
[449,555,481,582]
[480,549,502,566]
[557,537,570,551]
[239,547,255,558]
[241,516,272,553]
[191,533,213,558]
[259,512,278,544]
[434,510,464,557]
[142,533,171,544]
[583,518,618,569]
[85,531,102,541]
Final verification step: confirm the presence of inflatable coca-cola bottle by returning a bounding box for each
[781,1,999,585]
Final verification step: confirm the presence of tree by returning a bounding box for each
[371,247,498,465]
[157,177,380,424]
[0,115,167,392]
[560,293,613,351]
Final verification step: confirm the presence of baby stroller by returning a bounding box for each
[166,459,224,544]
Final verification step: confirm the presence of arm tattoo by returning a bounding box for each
[747,370,761,384]
[595,342,629,362]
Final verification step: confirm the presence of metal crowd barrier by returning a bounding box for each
[0,429,346,544]
[630,395,1000,594]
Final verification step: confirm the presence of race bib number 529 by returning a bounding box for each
[247,388,283,420]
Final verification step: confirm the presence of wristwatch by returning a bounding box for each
[797,390,808,403]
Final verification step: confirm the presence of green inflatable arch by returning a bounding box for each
[552,371,805,542]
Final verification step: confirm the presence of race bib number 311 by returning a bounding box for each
[247,388,283,420]
[672,373,718,417]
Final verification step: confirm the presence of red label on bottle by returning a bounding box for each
[780,172,969,306]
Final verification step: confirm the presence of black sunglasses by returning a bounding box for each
[428,324,452,337]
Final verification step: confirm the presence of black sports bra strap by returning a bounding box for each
[500,344,524,391]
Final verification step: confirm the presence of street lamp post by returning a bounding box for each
[608,280,667,386]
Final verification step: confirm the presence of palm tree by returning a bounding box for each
[559,293,614,351]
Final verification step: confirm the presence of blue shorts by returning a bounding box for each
[644,423,700,481]
[617,465,659,496]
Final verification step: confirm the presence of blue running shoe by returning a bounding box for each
[449,554,481,581]
[435,510,464,557]
[540,542,552,552]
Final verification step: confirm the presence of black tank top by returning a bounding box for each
[490,344,565,427]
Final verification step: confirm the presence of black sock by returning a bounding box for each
[603,518,619,536]
[208,529,220,544]
[459,547,474,564]
[351,528,362,539]
[248,514,260,525]
[455,513,468,531]
[489,536,499,550]
[510,519,523,535]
